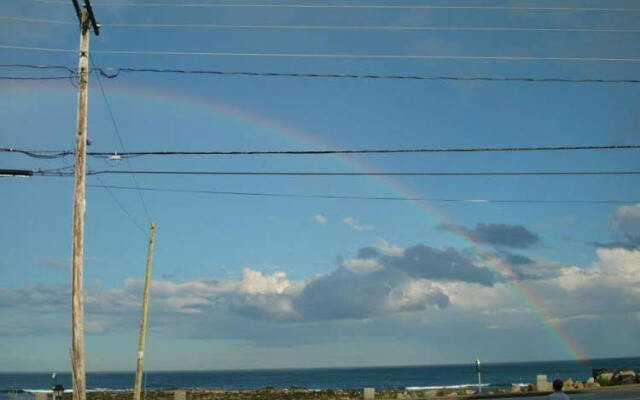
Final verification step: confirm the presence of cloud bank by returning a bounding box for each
[441,223,540,248]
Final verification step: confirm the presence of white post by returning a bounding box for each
[475,359,482,393]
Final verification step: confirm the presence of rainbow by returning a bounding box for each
[2,78,587,361]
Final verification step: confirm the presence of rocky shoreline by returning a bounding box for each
[31,368,640,400]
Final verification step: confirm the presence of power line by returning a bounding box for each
[91,57,152,223]
[0,64,76,83]
[0,169,34,177]
[0,44,76,53]
[0,75,72,80]
[4,145,640,160]
[91,175,146,234]
[3,64,640,84]
[26,1,640,11]
[2,44,640,62]
[98,67,640,83]
[4,16,640,33]
[35,169,640,177]
[0,63,76,73]
[86,184,640,204]
[0,16,76,25]
[0,148,74,158]
[71,24,640,34]
[88,153,146,234]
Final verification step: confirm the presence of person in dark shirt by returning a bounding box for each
[548,379,570,400]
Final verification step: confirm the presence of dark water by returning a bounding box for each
[1,357,638,398]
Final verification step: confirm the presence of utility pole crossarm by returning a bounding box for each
[72,0,100,35]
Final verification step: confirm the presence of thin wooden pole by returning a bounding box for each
[134,222,156,400]
[71,9,90,400]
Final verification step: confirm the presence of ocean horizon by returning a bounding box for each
[2,356,639,397]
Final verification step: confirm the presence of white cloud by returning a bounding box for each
[377,240,405,256]
[237,268,292,295]
[4,244,639,339]
[314,214,327,226]
[438,281,513,310]
[551,265,598,292]
[86,321,106,334]
[165,296,212,314]
[547,314,600,324]
[595,247,640,285]
[343,217,373,231]
[550,247,640,292]
[342,258,381,272]
[612,203,640,233]
[386,279,449,312]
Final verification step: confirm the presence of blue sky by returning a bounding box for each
[1,0,640,372]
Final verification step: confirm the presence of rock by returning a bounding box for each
[593,369,615,379]
[564,378,574,388]
[363,388,375,400]
[586,377,594,384]
[611,370,637,385]
[537,375,551,391]
[597,372,613,386]
[574,381,584,389]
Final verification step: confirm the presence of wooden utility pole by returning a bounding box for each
[70,3,99,400]
[70,9,90,400]
[134,222,157,400]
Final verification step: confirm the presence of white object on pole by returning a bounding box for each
[475,359,482,393]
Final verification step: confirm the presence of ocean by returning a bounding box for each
[1,357,638,400]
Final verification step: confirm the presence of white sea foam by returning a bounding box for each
[23,389,131,395]
[23,390,73,394]
[406,383,490,391]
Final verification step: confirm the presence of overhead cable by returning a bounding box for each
[95,68,640,83]
[2,64,639,84]
[0,148,74,158]
[91,168,146,234]
[4,145,640,160]
[86,184,640,204]
[4,16,640,33]
[0,63,76,73]
[2,44,640,62]
[0,169,34,177]
[26,0,640,11]
[73,24,640,33]
[0,75,73,80]
[3,65,640,84]
[37,169,640,177]
[0,16,76,25]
